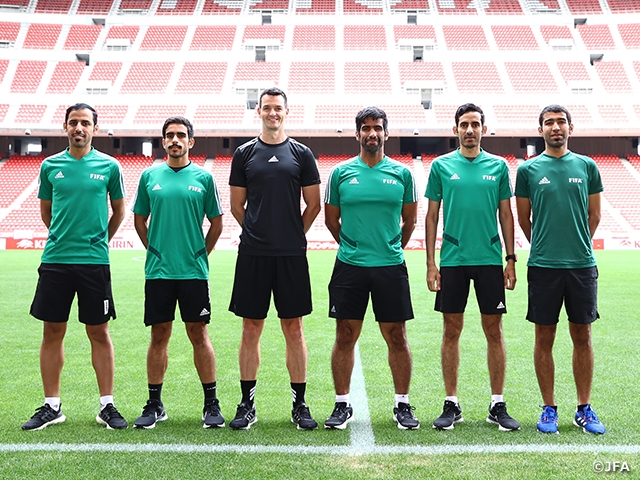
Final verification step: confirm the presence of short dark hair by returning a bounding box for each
[162,116,194,139]
[538,104,572,126]
[259,87,288,108]
[455,103,484,126]
[65,103,97,125]
[355,106,388,132]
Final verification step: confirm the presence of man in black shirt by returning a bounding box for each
[228,87,321,430]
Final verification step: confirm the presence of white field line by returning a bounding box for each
[1,443,639,455]
[349,342,375,450]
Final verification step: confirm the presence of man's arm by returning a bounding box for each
[205,216,223,254]
[108,198,125,241]
[133,213,149,249]
[588,192,601,239]
[515,196,532,243]
[498,198,516,290]
[229,186,247,227]
[400,201,418,248]
[325,204,341,243]
[425,199,441,292]
[301,184,321,234]
[40,199,52,229]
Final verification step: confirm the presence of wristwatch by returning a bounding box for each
[505,254,517,262]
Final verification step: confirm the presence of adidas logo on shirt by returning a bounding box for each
[349,178,359,185]
[268,156,279,163]
[496,301,505,310]
[200,308,210,316]
[450,173,460,180]
[55,171,64,179]
[539,177,551,185]
[152,184,162,191]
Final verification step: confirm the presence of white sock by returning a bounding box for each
[336,394,350,407]
[445,395,458,405]
[491,394,504,409]
[395,394,409,407]
[45,397,61,411]
[100,395,114,410]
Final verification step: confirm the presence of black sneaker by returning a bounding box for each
[291,403,318,430]
[324,402,353,430]
[134,399,168,429]
[21,404,66,431]
[203,399,225,428]
[96,403,128,430]
[393,402,420,430]
[487,402,521,432]
[433,400,463,430]
[229,402,257,430]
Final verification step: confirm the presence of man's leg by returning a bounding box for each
[85,322,114,396]
[441,313,464,397]
[41,322,67,397]
[185,322,215,384]
[147,322,172,384]
[280,317,307,384]
[568,322,593,406]
[481,314,505,396]
[331,319,363,395]
[239,318,264,381]
[378,321,412,395]
[534,323,557,407]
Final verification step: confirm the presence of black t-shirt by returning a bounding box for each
[229,136,321,256]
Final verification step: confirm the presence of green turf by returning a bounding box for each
[0,249,638,479]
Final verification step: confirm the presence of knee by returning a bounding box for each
[150,323,172,347]
[335,324,358,350]
[242,320,264,344]
[282,319,304,344]
[186,323,211,349]
[385,325,409,352]
[86,324,111,345]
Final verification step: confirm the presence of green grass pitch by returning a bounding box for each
[0,249,638,479]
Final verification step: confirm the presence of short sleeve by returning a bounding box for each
[587,160,604,195]
[514,163,530,198]
[205,173,223,219]
[37,162,52,201]
[499,161,513,201]
[424,161,443,202]
[300,148,321,187]
[324,165,341,206]
[229,148,247,187]
[108,159,125,200]
[132,172,151,216]
[402,167,419,204]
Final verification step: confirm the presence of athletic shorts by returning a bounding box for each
[30,263,116,325]
[526,266,599,325]
[144,279,211,326]
[229,255,312,320]
[328,259,413,323]
[435,265,506,315]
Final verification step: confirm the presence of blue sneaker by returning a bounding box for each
[574,404,606,435]
[537,405,559,434]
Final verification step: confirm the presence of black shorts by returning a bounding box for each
[229,255,312,319]
[144,279,211,326]
[30,263,116,325]
[435,265,506,315]
[526,266,599,325]
[328,259,414,322]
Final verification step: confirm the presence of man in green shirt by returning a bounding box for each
[426,103,520,432]
[516,105,605,435]
[132,117,224,429]
[23,103,128,431]
[324,106,420,430]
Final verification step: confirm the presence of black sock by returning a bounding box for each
[547,405,558,412]
[149,383,163,403]
[203,382,217,405]
[291,382,306,406]
[241,380,256,406]
[578,404,589,411]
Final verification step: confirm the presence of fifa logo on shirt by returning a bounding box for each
[188,185,203,193]
[568,178,583,183]
[482,175,496,181]
[382,179,397,185]
[90,173,105,180]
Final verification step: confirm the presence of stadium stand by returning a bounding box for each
[292,25,335,50]
[89,62,123,85]
[0,155,42,209]
[393,25,435,43]
[504,62,558,93]
[63,25,102,50]
[22,23,61,50]
[243,25,286,43]
[105,25,140,45]
[118,0,153,13]
[577,24,616,50]
[194,105,246,124]
[344,62,391,93]
[564,0,602,14]
[233,62,280,84]
[46,62,85,94]
[93,105,129,124]
[155,0,198,14]
[617,24,640,49]
[0,22,20,44]
[294,0,335,14]
[484,0,523,14]
[557,61,592,83]
[15,105,47,123]
[452,62,504,93]
[539,25,573,44]
[120,62,175,94]
[189,25,236,50]
[11,61,47,94]
[76,0,115,14]
[598,104,628,124]
[174,62,227,94]
[140,26,188,50]
[342,0,383,14]
[389,0,430,12]
[249,0,289,11]
[493,105,540,125]
[201,0,243,14]
[594,62,633,93]
[595,155,640,229]
[0,104,9,123]
[609,0,640,13]
[134,105,187,124]
[288,62,335,94]
[34,0,73,13]
[398,62,446,86]
[491,25,538,50]
[0,60,9,83]
[344,25,387,50]
[443,25,489,50]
